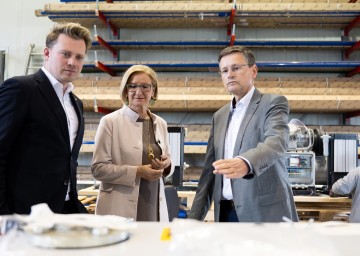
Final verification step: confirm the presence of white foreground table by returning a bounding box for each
[1,220,359,256]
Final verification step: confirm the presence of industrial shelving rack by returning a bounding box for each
[35,1,360,171]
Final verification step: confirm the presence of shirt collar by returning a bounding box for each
[123,105,156,124]
[124,105,140,123]
[41,67,74,94]
[230,86,255,111]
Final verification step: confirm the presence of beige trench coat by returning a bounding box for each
[91,105,174,221]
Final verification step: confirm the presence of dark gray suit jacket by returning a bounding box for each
[0,69,87,214]
[188,88,298,222]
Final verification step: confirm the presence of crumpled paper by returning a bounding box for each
[16,203,134,234]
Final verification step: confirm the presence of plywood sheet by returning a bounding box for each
[74,76,360,112]
[35,2,360,28]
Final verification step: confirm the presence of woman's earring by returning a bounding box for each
[124,94,129,104]
[150,96,156,105]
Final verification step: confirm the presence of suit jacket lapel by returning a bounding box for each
[233,89,262,156]
[216,104,232,159]
[35,70,71,151]
[70,93,84,155]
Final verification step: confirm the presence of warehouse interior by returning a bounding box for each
[1,0,360,254]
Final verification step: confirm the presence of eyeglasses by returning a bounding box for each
[219,64,249,76]
[126,83,152,92]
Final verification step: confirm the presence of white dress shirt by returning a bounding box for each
[41,67,78,201]
[222,86,255,200]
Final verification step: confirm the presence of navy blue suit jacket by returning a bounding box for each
[0,69,86,214]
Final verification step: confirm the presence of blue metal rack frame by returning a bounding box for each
[83,61,360,75]
[92,40,355,48]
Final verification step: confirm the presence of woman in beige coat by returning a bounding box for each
[91,65,174,222]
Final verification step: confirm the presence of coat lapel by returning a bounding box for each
[233,89,262,156]
[35,70,71,151]
[70,93,84,155]
[215,104,232,159]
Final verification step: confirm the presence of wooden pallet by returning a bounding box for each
[78,195,97,213]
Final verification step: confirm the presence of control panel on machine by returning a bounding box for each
[287,119,317,189]
[286,119,358,195]
[285,152,315,187]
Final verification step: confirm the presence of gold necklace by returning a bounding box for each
[147,118,155,161]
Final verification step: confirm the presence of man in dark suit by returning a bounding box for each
[0,22,92,215]
[188,46,298,222]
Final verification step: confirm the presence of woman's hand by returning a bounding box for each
[151,155,170,170]
[137,164,163,181]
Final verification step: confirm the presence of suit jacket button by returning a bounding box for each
[64,180,69,186]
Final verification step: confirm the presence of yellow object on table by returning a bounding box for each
[160,227,171,241]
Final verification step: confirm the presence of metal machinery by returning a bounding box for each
[166,122,358,195]
[286,119,317,195]
[328,133,358,189]
[286,119,358,195]
[166,127,185,187]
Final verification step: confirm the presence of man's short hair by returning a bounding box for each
[218,46,256,66]
[46,22,92,52]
